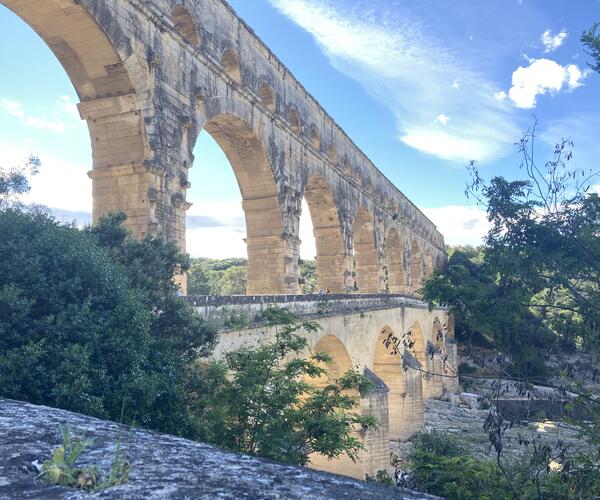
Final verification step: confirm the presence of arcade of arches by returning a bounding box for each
[205,297,460,480]
[0,0,446,296]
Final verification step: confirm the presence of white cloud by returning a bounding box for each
[494,91,507,100]
[186,199,318,259]
[187,227,248,258]
[422,205,490,247]
[541,29,568,53]
[57,95,80,117]
[269,0,518,162]
[0,140,91,216]
[433,114,450,126]
[0,96,82,134]
[507,58,586,109]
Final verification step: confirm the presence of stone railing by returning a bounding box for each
[187,293,432,328]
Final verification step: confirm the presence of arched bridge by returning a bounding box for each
[1,0,445,295]
[191,293,459,479]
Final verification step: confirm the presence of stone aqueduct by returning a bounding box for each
[2,0,458,480]
[2,0,445,295]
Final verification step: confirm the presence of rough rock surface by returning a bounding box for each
[0,400,437,499]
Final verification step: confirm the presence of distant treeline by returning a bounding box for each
[187,258,317,295]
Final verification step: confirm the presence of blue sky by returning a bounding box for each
[1,0,599,257]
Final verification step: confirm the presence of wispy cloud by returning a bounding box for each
[268,0,518,162]
[541,29,568,53]
[0,95,80,133]
[422,205,490,247]
[506,58,587,109]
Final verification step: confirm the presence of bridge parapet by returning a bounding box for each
[188,293,433,329]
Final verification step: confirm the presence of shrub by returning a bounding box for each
[0,209,216,436]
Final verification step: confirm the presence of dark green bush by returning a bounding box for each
[0,208,216,436]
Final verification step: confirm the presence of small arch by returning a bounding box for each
[288,108,301,134]
[386,228,406,294]
[310,127,321,150]
[409,240,422,292]
[259,82,276,112]
[172,5,201,47]
[343,159,351,177]
[355,170,363,185]
[352,207,380,293]
[221,48,242,84]
[312,335,354,382]
[327,144,337,164]
[365,176,373,193]
[424,250,433,280]
[435,254,444,273]
[304,176,346,293]
[383,193,389,208]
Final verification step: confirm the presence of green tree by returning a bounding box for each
[0,155,40,208]
[0,208,216,436]
[188,258,247,295]
[582,23,600,74]
[215,265,246,295]
[190,306,377,465]
[300,260,318,294]
[407,431,600,499]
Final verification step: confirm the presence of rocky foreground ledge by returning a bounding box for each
[0,400,436,499]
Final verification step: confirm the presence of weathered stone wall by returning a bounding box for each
[0,0,446,295]
[0,399,440,499]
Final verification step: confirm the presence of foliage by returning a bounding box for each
[188,258,318,295]
[407,431,600,500]
[365,469,395,487]
[424,123,600,377]
[190,306,377,466]
[41,428,129,492]
[421,119,600,497]
[0,208,216,436]
[300,259,318,294]
[0,156,40,209]
[422,248,551,377]
[582,23,600,74]
[221,307,251,330]
[187,258,247,295]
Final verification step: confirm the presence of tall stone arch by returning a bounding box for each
[198,113,288,295]
[1,0,151,237]
[303,176,346,293]
[352,207,380,293]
